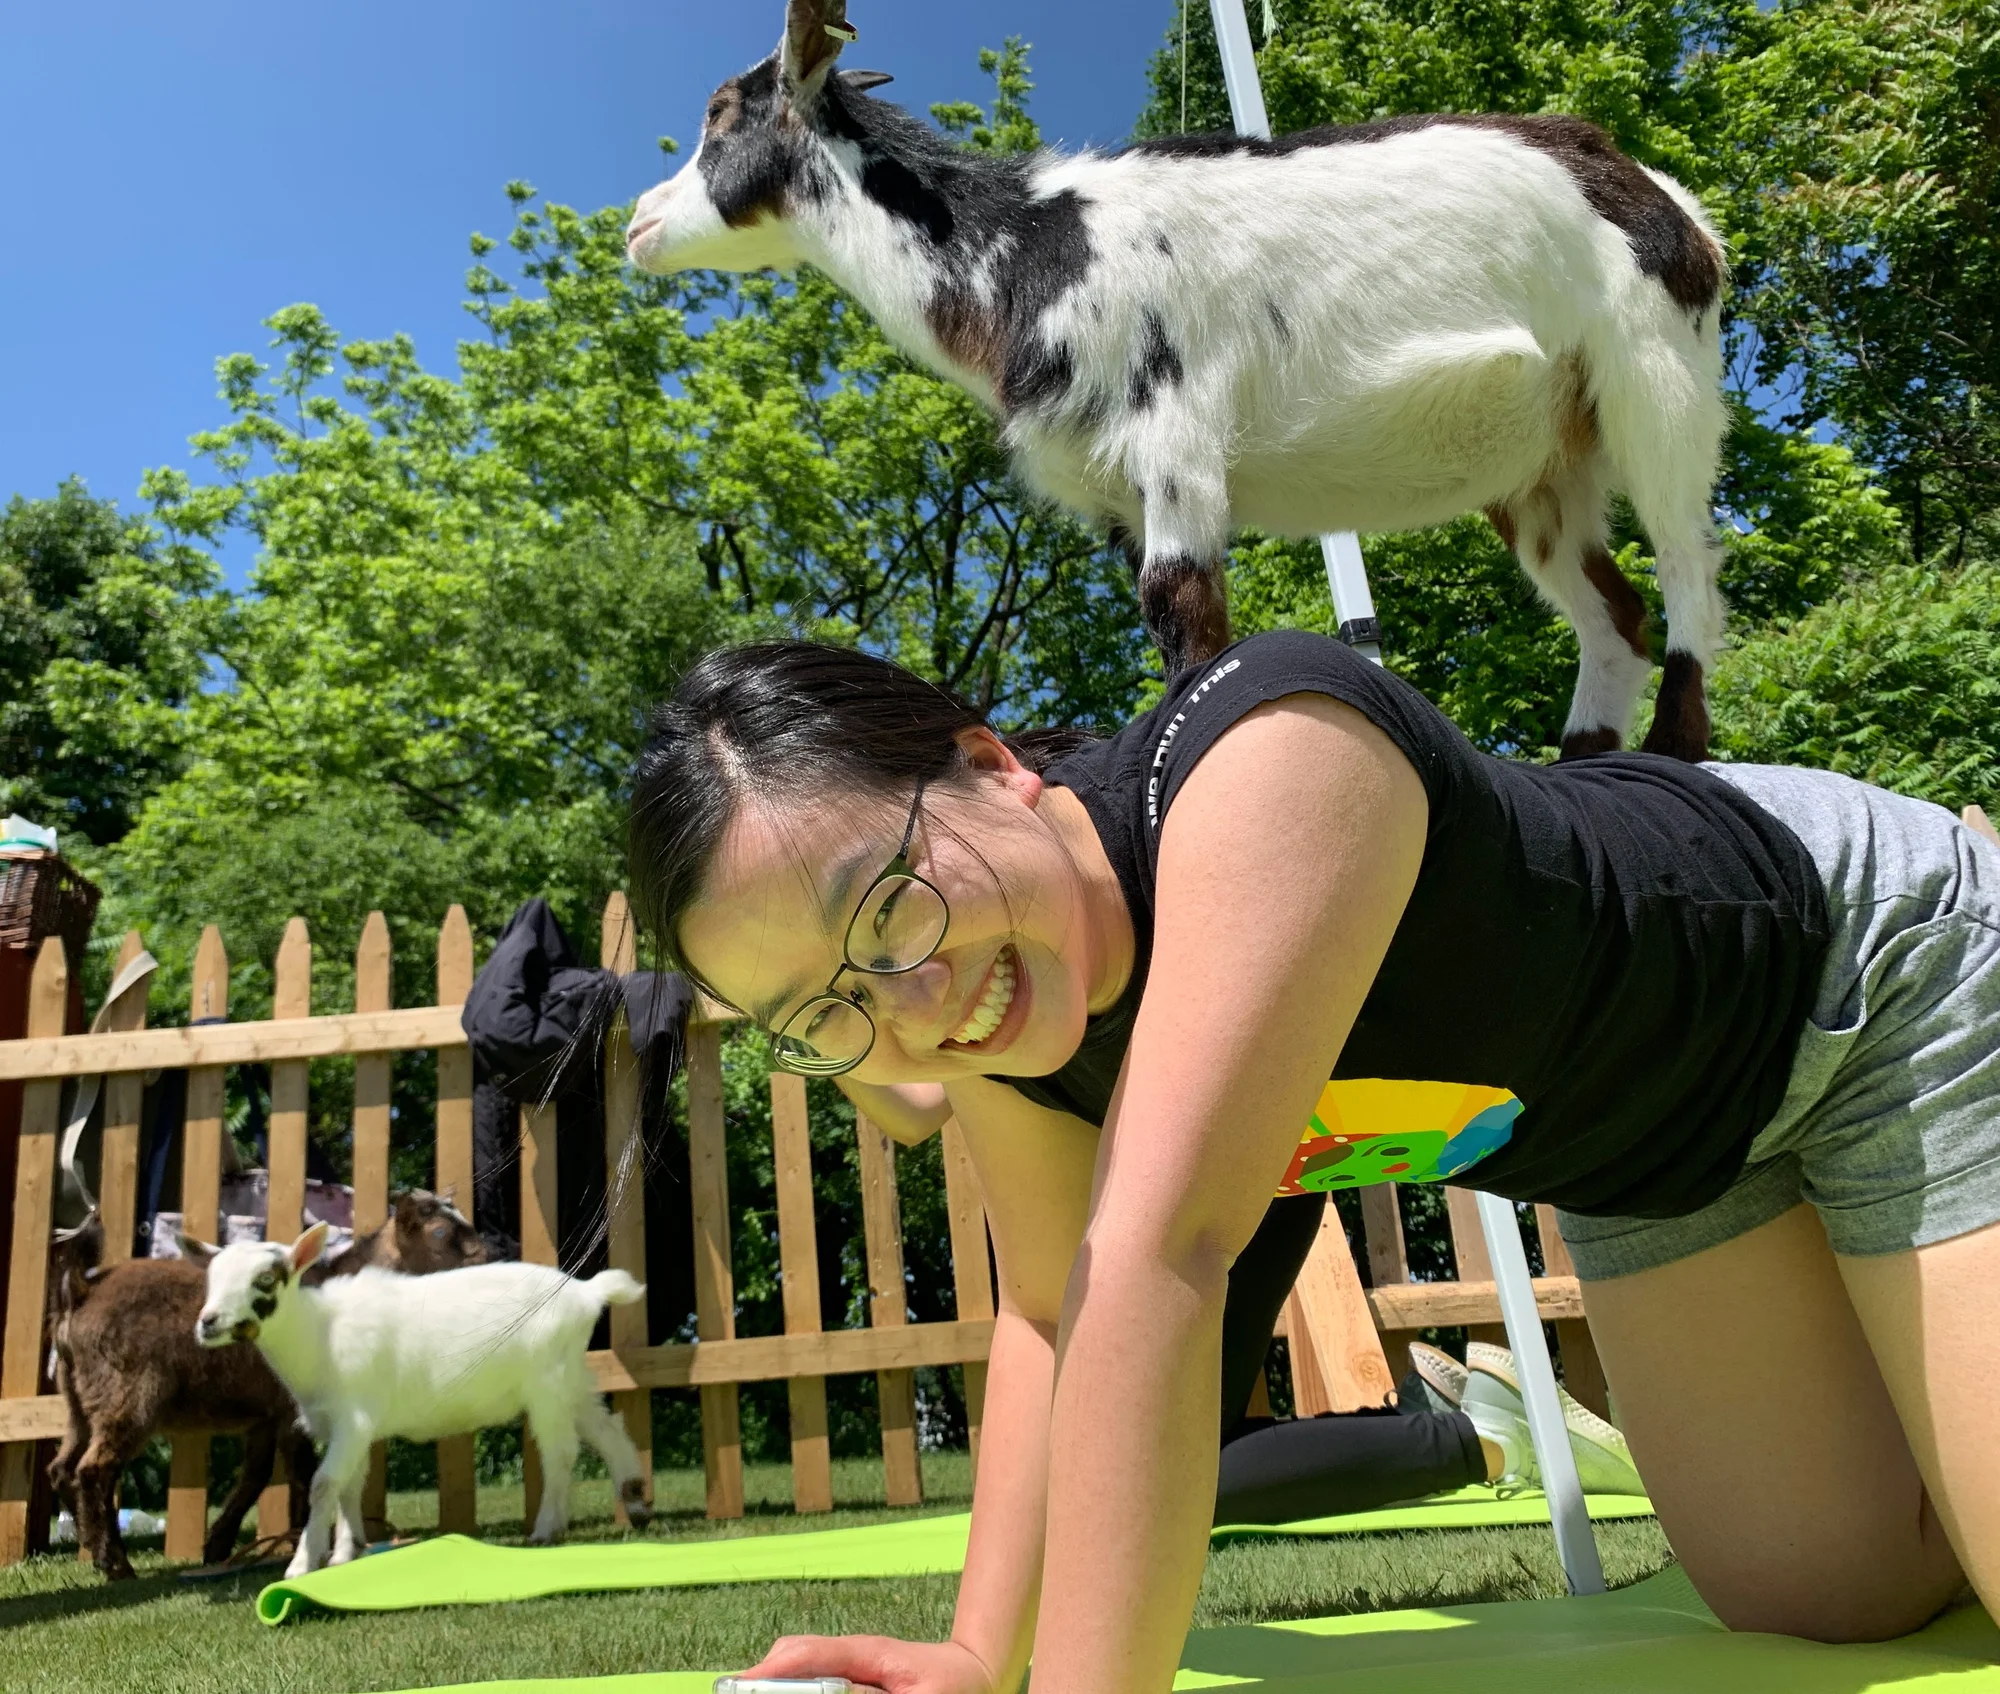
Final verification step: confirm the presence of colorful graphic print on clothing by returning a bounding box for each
[1275,1080,1522,1196]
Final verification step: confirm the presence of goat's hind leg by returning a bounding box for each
[74,1423,145,1581]
[1590,312,1728,762]
[1632,501,1725,762]
[524,1400,580,1545]
[575,1393,651,1529]
[1494,456,1654,759]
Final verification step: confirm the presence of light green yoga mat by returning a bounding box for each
[359,1567,2000,1693]
[259,1487,1651,1625]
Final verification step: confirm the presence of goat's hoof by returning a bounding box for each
[101,1559,137,1583]
[625,1504,653,1529]
[526,1530,563,1548]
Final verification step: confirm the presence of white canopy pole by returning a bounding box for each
[1205,0,1380,664]
[1206,0,1602,1597]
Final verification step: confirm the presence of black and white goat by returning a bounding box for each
[627,0,1729,759]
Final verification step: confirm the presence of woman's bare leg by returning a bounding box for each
[1580,1204,1963,1640]
[1841,1216,2000,1615]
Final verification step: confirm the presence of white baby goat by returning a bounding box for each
[628,0,1729,760]
[192,1222,651,1575]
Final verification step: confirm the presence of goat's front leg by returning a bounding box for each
[1125,427,1234,681]
[288,1417,366,1578]
[206,1417,278,1566]
[330,1473,368,1566]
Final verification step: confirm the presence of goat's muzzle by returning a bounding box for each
[195,1313,258,1348]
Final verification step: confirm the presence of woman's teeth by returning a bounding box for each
[949,947,1017,1046]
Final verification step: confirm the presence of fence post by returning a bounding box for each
[96,931,151,1268]
[519,1095,560,1530]
[1445,1187,1509,1348]
[939,1120,993,1472]
[1359,1185,1412,1386]
[770,1073,832,1513]
[164,926,229,1563]
[686,1020,743,1518]
[0,938,67,1564]
[434,906,478,1535]
[259,917,312,1540]
[352,913,393,1534]
[855,1114,922,1507]
[1286,1206,1394,1413]
[601,893,654,1525]
[1535,1207,1611,1419]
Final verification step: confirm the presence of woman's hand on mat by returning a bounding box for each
[743,1633,994,1694]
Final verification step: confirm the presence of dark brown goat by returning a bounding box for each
[47,1191,486,1578]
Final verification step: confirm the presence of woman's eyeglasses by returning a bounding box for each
[771,785,949,1077]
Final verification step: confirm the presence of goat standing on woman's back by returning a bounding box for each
[627,0,1729,760]
[192,1222,652,1575]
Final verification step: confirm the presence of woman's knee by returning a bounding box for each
[1692,1518,1964,1643]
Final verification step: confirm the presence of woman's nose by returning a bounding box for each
[869,957,952,1030]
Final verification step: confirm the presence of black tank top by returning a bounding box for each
[1000,631,1830,1219]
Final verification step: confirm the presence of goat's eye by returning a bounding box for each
[253,1272,275,1291]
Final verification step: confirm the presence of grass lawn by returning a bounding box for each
[0,1453,1674,1694]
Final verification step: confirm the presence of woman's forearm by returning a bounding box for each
[1031,1242,1226,1694]
[950,1308,1058,1694]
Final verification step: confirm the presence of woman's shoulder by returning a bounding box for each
[1130,630,1471,824]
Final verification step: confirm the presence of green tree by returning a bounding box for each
[1715,0,2000,568]
[933,37,1043,155]
[1712,561,2000,812]
[0,479,211,844]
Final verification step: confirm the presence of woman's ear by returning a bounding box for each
[954,727,1045,805]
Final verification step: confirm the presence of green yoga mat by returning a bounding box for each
[259,1487,1651,1625]
[362,1567,2000,1693]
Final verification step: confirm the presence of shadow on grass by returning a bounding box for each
[0,1567,188,1631]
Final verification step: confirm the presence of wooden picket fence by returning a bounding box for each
[21,806,1995,1566]
[0,895,999,1565]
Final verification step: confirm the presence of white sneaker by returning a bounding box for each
[1461,1342,1646,1496]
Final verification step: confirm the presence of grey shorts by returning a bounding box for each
[1559,764,2000,1282]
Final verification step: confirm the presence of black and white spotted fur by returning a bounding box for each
[628,0,1730,759]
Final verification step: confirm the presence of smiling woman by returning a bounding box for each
[629,633,2000,1694]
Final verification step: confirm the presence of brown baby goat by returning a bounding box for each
[47,1191,486,1579]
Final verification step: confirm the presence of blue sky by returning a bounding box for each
[0,1,1172,575]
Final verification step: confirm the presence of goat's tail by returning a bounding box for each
[586,1270,647,1309]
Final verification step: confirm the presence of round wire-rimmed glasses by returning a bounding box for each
[771,784,949,1077]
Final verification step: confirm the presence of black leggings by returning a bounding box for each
[1215,1194,1485,1524]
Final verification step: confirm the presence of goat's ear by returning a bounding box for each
[781,0,854,103]
[289,1220,331,1274]
[176,1232,220,1266]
